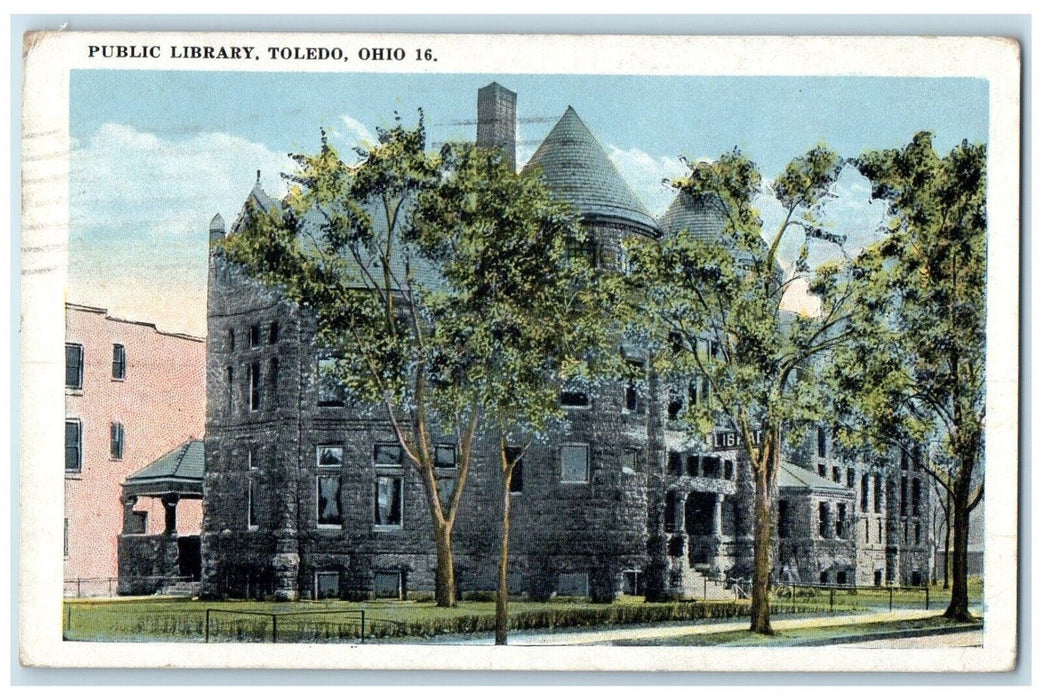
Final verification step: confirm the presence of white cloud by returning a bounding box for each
[69,123,296,336]
[605,144,691,218]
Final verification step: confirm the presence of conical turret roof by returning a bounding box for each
[658,190,728,241]
[525,107,658,235]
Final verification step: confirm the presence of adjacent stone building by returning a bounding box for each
[64,303,205,597]
[196,82,933,602]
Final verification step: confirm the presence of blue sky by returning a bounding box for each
[69,71,988,335]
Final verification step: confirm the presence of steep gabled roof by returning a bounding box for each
[525,107,658,236]
[231,171,280,235]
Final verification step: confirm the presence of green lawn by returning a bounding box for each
[62,579,982,644]
[63,594,861,643]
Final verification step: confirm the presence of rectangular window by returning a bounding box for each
[248,446,257,471]
[846,468,855,488]
[667,450,683,476]
[913,445,922,471]
[778,499,790,538]
[900,475,908,516]
[667,386,683,420]
[561,444,590,483]
[622,449,640,474]
[269,322,279,344]
[900,449,909,471]
[317,357,346,406]
[557,572,590,597]
[507,446,524,494]
[865,519,870,543]
[373,443,402,467]
[860,473,870,511]
[249,362,261,411]
[65,420,81,473]
[724,460,735,480]
[249,324,261,348]
[560,390,590,408]
[686,454,699,477]
[817,428,827,458]
[228,328,235,351]
[316,475,342,527]
[374,476,403,527]
[836,503,846,538]
[109,422,124,460]
[818,502,829,538]
[832,466,842,483]
[316,445,343,469]
[435,444,457,470]
[226,367,234,410]
[65,343,84,389]
[818,463,826,478]
[836,571,848,586]
[878,519,883,543]
[64,518,69,557]
[624,360,645,414]
[269,358,279,408]
[247,478,258,529]
[315,571,339,600]
[911,478,921,516]
[702,456,721,479]
[915,521,921,544]
[111,344,126,380]
[373,571,403,599]
[873,474,883,513]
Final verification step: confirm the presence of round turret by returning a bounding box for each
[209,213,226,242]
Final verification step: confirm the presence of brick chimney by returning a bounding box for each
[476,82,517,171]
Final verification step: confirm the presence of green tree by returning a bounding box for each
[833,132,986,621]
[625,146,855,635]
[223,115,609,615]
[409,142,613,642]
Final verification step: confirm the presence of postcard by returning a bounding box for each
[19,30,1020,672]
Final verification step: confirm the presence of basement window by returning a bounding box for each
[373,571,404,599]
[315,571,339,600]
[557,572,589,597]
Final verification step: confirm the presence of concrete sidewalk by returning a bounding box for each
[436,608,956,646]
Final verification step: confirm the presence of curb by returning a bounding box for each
[787,621,984,646]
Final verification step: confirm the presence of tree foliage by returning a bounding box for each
[221,113,614,613]
[831,132,986,620]
[625,146,855,634]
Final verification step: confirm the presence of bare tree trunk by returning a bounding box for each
[749,430,778,635]
[433,523,456,607]
[943,489,951,590]
[495,450,513,645]
[944,482,972,621]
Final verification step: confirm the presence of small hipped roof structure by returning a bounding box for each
[122,440,204,499]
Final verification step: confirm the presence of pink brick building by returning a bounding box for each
[64,303,205,597]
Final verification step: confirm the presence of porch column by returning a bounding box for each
[121,495,138,534]
[162,493,179,534]
[713,493,724,536]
